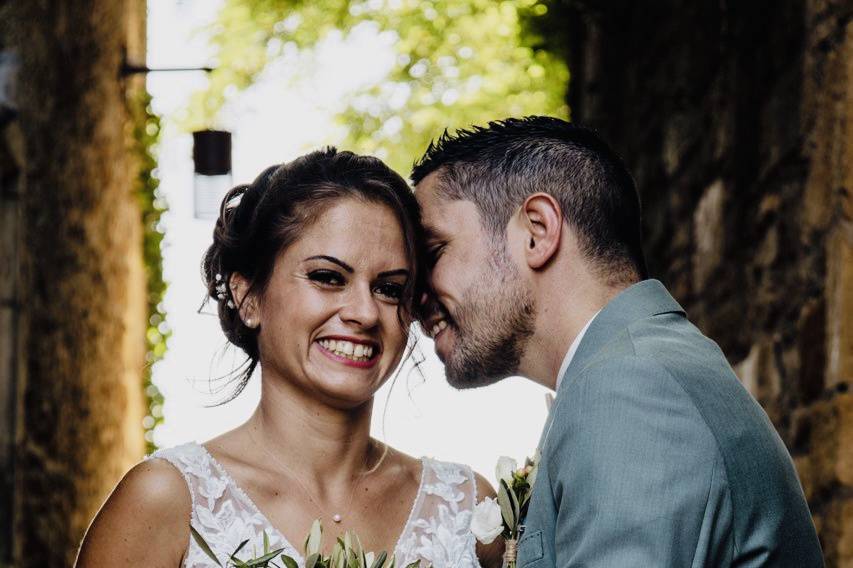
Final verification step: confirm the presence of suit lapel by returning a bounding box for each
[536,279,686,452]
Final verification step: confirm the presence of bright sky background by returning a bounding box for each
[147,0,550,482]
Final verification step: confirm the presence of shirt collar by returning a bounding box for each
[555,310,600,390]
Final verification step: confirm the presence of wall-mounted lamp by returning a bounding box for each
[192,130,232,220]
[120,52,214,77]
[119,56,230,220]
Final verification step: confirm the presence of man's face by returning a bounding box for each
[416,172,535,389]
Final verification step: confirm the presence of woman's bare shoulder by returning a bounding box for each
[75,459,191,567]
[122,458,191,502]
[380,443,423,484]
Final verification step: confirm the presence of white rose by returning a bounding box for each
[470,497,504,544]
[495,456,517,485]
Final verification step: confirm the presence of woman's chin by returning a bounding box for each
[315,386,378,411]
[307,371,389,409]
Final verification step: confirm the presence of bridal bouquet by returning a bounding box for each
[192,520,425,568]
[470,452,539,568]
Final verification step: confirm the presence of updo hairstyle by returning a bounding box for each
[201,147,425,401]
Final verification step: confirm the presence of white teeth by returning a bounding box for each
[318,339,376,362]
[431,319,449,338]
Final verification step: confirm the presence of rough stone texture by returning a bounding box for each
[0,1,147,565]
[557,0,852,564]
[0,111,23,564]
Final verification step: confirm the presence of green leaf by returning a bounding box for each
[497,479,516,529]
[305,519,323,557]
[507,479,521,524]
[280,555,300,568]
[306,553,320,568]
[264,530,271,554]
[352,532,364,558]
[527,461,539,488]
[330,541,344,568]
[232,539,250,558]
[245,548,287,567]
[190,525,223,567]
[370,551,387,568]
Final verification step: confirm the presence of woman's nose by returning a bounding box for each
[339,282,380,327]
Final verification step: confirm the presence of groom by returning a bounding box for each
[412,117,823,566]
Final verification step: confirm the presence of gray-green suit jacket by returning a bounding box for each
[517,280,823,567]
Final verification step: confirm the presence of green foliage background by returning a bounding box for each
[187,0,569,174]
[131,91,169,453]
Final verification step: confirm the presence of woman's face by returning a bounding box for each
[253,198,411,408]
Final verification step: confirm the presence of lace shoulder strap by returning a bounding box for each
[421,458,478,514]
[396,458,480,568]
[148,443,295,567]
[148,442,229,519]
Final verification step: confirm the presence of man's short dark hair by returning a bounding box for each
[411,116,648,283]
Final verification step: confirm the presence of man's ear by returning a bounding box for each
[520,193,562,270]
[229,273,260,328]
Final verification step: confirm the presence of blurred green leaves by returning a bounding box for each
[188,0,568,173]
[131,90,169,453]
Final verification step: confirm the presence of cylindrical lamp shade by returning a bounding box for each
[193,130,231,175]
[192,130,232,219]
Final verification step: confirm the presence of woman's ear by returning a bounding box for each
[520,193,562,270]
[229,273,260,328]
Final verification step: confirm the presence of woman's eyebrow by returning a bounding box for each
[378,268,409,279]
[306,256,408,279]
[304,255,354,273]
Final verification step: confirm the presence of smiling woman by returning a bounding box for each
[201,148,425,404]
[75,148,502,568]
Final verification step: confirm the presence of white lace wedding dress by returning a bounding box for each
[149,443,481,567]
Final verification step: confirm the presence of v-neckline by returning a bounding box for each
[198,443,428,564]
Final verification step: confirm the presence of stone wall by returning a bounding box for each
[554,0,852,564]
[0,1,147,565]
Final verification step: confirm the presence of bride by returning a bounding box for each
[76,148,502,567]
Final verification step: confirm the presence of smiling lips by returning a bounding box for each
[316,337,379,368]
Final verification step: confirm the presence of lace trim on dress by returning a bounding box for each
[149,443,480,568]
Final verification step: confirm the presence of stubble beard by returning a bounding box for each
[444,250,536,389]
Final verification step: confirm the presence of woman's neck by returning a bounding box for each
[247,372,379,489]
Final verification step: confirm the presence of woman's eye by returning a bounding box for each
[374,282,404,302]
[308,270,345,286]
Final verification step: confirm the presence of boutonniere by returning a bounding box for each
[470,451,539,568]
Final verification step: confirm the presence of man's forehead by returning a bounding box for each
[414,171,448,220]
[414,171,443,203]
[416,178,486,241]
